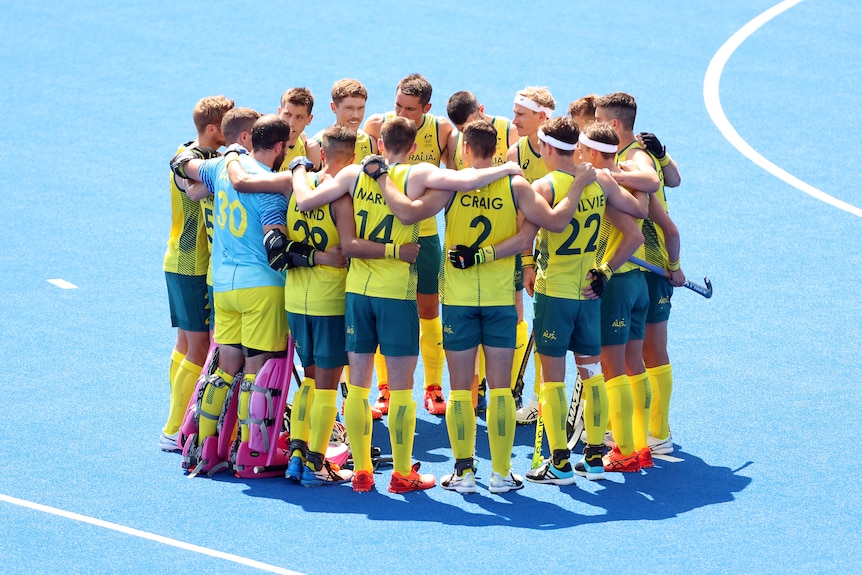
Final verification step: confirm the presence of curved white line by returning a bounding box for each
[704,0,862,218]
[0,493,306,575]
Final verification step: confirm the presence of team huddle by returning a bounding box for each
[159,73,686,495]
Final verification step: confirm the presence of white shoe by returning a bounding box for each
[441,469,477,494]
[579,428,615,447]
[159,431,180,452]
[648,431,674,455]
[489,470,524,493]
[515,394,539,424]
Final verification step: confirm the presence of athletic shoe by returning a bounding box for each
[526,449,576,485]
[286,456,305,481]
[579,428,615,447]
[301,452,353,487]
[159,431,180,452]
[602,445,641,472]
[573,444,606,481]
[424,385,446,415]
[515,394,539,424]
[489,470,525,493]
[388,462,436,493]
[352,470,375,493]
[648,431,674,455]
[441,458,477,494]
[372,384,390,415]
[638,447,654,469]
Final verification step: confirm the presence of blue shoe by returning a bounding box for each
[573,444,606,481]
[300,452,353,487]
[286,456,304,481]
[526,449,576,485]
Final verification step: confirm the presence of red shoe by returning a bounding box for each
[372,384,390,415]
[602,445,641,472]
[637,447,654,469]
[352,470,375,492]
[424,385,446,416]
[388,462,436,493]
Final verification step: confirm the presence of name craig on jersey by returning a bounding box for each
[459,195,504,210]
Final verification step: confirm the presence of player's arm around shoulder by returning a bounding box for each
[228,159,294,196]
[362,113,385,140]
[304,135,323,171]
[602,169,648,219]
[613,148,660,194]
[293,164,360,211]
[437,116,456,168]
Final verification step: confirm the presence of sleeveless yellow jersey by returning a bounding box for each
[536,174,606,300]
[163,143,210,276]
[277,135,309,172]
[442,175,518,307]
[618,141,671,269]
[515,136,549,184]
[285,173,347,316]
[386,111,443,237]
[453,116,512,170]
[200,196,215,286]
[312,127,374,165]
[346,163,420,300]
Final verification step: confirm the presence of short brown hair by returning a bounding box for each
[539,116,579,153]
[381,116,417,156]
[221,107,261,145]
[331,79,368,104]
[447,91,479,127]
[280,87,314,114]
[583,121,619,159]
[596,92,637,131]
[397,74,433,106]
[320,124,357,163]
[462,120,497,160]
[193,95,234,134]
[568,95,597,120]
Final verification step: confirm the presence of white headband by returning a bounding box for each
[578,132,618,154]
[513,94,554,117]
[538,128,576,151]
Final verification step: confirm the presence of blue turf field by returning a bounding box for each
[1,1,861,573]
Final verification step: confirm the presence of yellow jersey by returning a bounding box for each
[163,143,210,276]
[515,136,549,184]
[453,116,512,170]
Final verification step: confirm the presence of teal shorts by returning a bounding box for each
[600,270,648,346]
[644,271,674,324]
[416,234,442,295]
[165,272,210,332]
[287,312,348,370]
[441,304,517,351]
[533,293,601,357]
[345,293,419,356]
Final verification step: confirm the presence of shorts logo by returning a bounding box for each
[443,324,454,335]
[346,325,355,335]
[658,296,670,305]
[542,330,556,341]
[611,318,626,328]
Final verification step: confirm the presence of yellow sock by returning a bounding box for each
[445,390,476,461]
[419,317,444,389]
[647,364,673,440]
[238,373,257,443]
[196,366,232,443]
[540,381,567,453]
[630,372,651,450]
[169,349,185,392]
[509,320,529,390]
[388,389,417,475]
[344,384,372,472]
[583,374,609,446]
[308,389,338,456]
[289,377,315,453]
[163,358,202,435]
[487,388,516,475]
[373,348,388,389]
[605,374,635,455]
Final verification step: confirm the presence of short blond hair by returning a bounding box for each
[331,79,368,104]
[517,86,555,111]
[193,95,234,134]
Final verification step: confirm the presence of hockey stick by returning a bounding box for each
[628,256,713,299]
[566,373,585,451]
[531,391,545,469]
[512,329,535,409]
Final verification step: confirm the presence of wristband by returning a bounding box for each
[480,245,496,263]
[658,154,672,168]
[598,261,614,279]
[225,155,241,169]
[385,243,400,259]
[521,253,535,268]
[667,258,680,272]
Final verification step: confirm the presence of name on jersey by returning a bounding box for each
[293,204,327,221]
[459,195,504,210]
[354,185,386,205]
[409,152,438,163]
[578,194,605,212]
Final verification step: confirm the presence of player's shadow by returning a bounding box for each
[232,415,752,529]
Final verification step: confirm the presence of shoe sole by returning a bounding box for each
[526,475,576,486]
[441,484,476,494]
[489,484,524,494]
[573,470,606,481]
[159,444,180,452]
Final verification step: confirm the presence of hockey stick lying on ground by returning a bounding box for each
[512,329,535,409]
[628,256,713,299]
[566,373,585,451]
